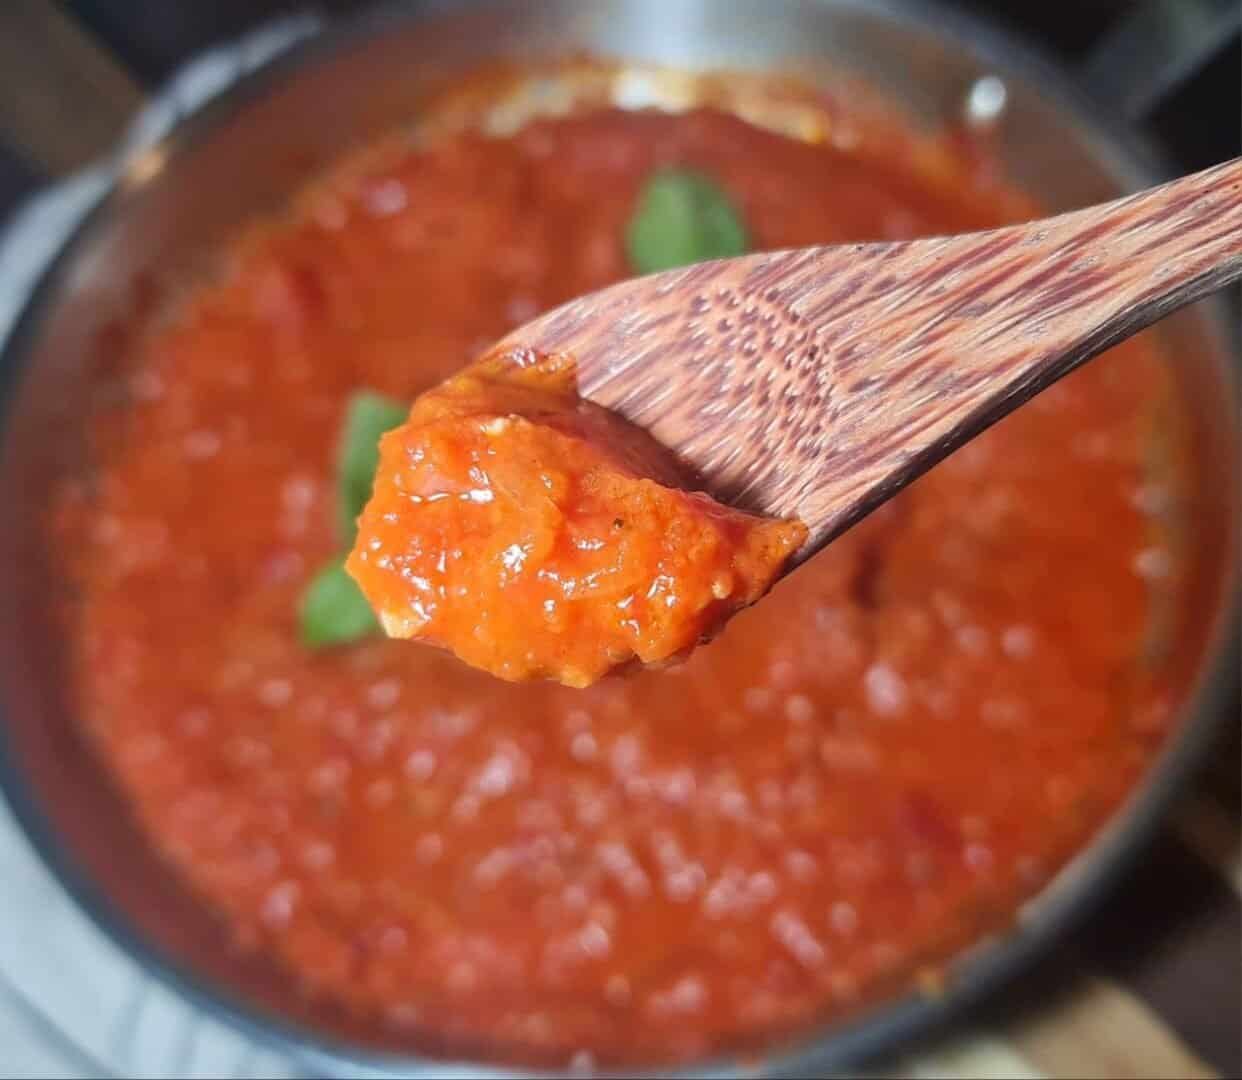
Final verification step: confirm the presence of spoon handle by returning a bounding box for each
[506,158,1242,551]
[972,156,1242,368]
[739,156,1242,544]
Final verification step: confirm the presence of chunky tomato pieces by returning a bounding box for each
[348,349,805,686]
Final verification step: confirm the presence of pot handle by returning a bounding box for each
[1079,0,1240,123]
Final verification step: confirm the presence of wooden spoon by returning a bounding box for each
[495,157,1242,562]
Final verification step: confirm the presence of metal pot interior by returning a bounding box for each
[0,1,1236,1075]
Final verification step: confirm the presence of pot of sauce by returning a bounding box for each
[0,1,1236,1076]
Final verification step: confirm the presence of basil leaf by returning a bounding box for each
[300,558,378,648]
[300,390,405,650]
[337,391,407,544]
[626,168,748,275]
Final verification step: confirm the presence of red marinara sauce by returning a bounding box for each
[347,348,806,687]
[56,100,1179,1066]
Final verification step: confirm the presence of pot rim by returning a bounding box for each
[0,1,1236,1076]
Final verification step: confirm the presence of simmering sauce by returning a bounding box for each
[56,97,1178,1066]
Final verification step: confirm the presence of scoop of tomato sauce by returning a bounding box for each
[55,97,1178,1068]
[347,348,806,686]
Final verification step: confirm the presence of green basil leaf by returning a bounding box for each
[299,558,378,648]
[337,390,407,544]
[626,168,748,275]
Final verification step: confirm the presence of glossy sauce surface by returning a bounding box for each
[57,104,1178,1066]
[348,348,806,687]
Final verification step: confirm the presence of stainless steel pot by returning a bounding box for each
[0,2,1236,1077]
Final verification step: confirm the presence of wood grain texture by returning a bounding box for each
[1007,975,1218,1080]
[499,157,1242,556]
